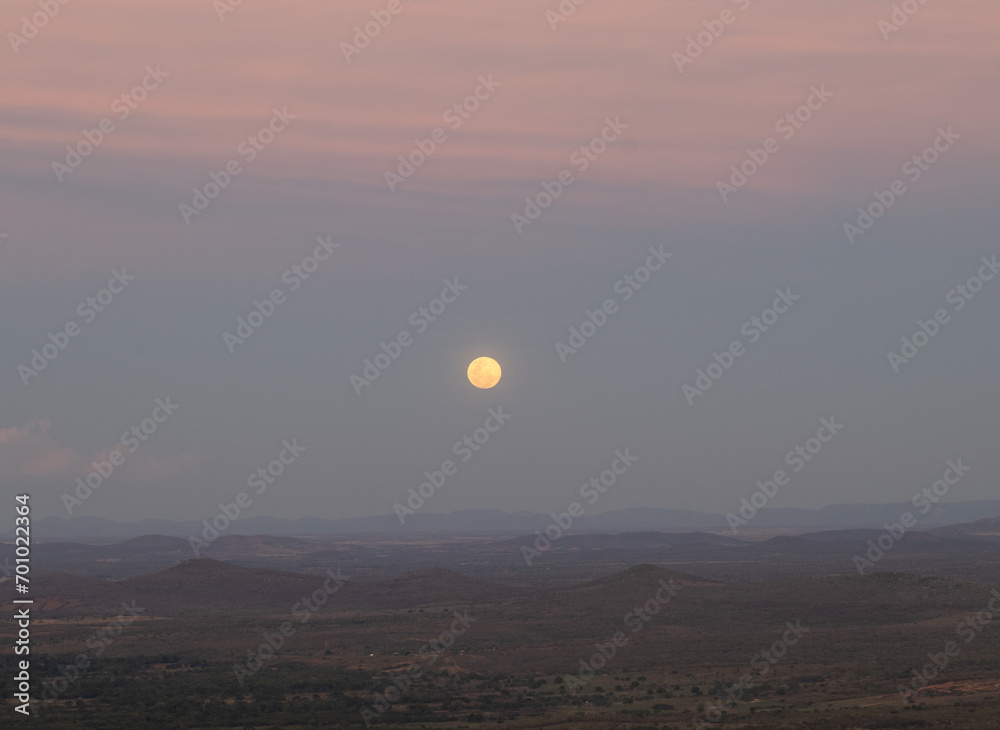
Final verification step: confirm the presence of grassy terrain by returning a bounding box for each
[5,559,1000,728]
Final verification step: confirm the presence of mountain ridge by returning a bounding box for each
[9,500,1000,539]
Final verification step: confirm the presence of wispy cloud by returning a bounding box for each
[0,420,198,480]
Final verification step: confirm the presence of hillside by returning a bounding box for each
[497,531,745,551]
[26,560,517,614]
[932,517,1000,542]
[507,567,997,632]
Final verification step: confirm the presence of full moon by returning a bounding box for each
[467,357,502,389]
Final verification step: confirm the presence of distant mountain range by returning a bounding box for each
[9,500,1000,540]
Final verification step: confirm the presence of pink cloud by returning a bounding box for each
[0,420,198,481]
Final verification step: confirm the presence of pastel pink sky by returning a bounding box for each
[3,0,998,280]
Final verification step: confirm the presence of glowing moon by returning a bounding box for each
[468,357,501,389]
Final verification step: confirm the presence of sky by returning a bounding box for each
[1,0,998,523]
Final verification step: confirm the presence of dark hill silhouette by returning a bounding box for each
[355,566,517,608]
[30,533,325,579]
[200,534,318,557]
[26,556,999,641]
[796,528,891,542]
[583,563,718,587]
[31,570,109,593]
[786,529,1000,555]
[931,517,1000,542]
[508,568,995,632]
[28,560,518,613]
[497,531,745,551]
[33,559,323,611]
[742,535,819,552]
[117,534,190,551]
